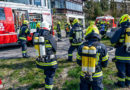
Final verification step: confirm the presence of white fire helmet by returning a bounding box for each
[40,21,50,30]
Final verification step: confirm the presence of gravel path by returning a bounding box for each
[0,30,115,60]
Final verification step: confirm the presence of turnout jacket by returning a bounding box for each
[57,24,61,33]
[69,23,84,46]
[19,24,30,41]
[111,27,130,63]
[65,24,71,32]
[77,39,109,79]
[36,29,57,68]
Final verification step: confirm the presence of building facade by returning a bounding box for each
[2,0,51,9]
[51,0,85,27]
[110,0,130,15]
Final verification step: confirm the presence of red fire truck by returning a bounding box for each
[95,16,117,28]
[0,1,53,46]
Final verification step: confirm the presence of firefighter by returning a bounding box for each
[100,21,106,37]
[35,21,57,90]
[36,22,41,33]
[68,19,84,61]
[19,20,31,58]
[77,25,109,90]
[111,14,130,88]
[96,21,101,30]
[65,22,71,37]
[57,21,62,41]
[89,21,95,26]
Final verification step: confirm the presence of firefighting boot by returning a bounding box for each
[125,80,130,87]
[23,53,30,58]
[114,81,125,88]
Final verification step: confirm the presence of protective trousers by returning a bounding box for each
[80,76,103,90]
[44,67,56,90]
[36,59,57,90]
[66,32,70,37]
[20,40,27,57]
[57,32,61,39]
[68,45,79,61]
[116,62,130,87]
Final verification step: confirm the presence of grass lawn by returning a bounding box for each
[0,57,129,90]
[101,38,111,46]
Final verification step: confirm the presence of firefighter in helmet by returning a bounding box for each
[35,21,57,90]
[57,21,62,41]
[77,25,109,90]
[36,22,41,33]
[65,22,71,37]
[111,14,130,88]
[68,19,84,61]
[18,20,31,58]
[96,21,101,30]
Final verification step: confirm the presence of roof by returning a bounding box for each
[96,16,114,20]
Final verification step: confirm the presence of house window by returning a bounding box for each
[0,8,5,20]
[48,0,51,9]
[43,0,46,6]
[66,1,83,11]
[29,0,32,5]
[34,0,41,6]
[7,0,29,4]
[55,0,65,8]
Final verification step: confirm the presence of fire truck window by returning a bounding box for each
[29,14,42,29]
[0,8,5,20]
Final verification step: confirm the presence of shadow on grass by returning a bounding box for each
[0,60,35,70]
[7,83,45,90]
[62,79,80,90]
[8,83,61,90]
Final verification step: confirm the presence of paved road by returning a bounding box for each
[0,30,115,60]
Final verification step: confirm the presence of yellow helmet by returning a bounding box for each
[73,19,79,25]
[107,21,110,24]
[85,25,100,40]
[58,21,61,25]
[85,25,99,36]
[67,22,70,25]
[36,22,41,28]
[119,14,130,24]
[89,21,95,25]
[23,20,29,25]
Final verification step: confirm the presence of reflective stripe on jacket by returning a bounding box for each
[111,28,130,63]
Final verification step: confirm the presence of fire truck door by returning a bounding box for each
[13,10,29,35]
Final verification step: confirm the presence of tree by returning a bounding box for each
[84,0,95,19]
[94,2,103,18]
[84,0,103,20]
[100,0,109,11]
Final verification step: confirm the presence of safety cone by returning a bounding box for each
[0,79,3,89]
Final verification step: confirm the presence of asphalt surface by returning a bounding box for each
[0,30,115,60]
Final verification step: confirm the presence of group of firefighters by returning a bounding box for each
[1,14,129,90]
[96,20,110,37]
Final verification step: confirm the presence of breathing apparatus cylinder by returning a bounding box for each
[82,46,96,73]
[82,46,89,72]
[34,36,46,57]
[125,28,130,53]
[39,37,46,57]
[88,46,96,73]
[34,37,40,57]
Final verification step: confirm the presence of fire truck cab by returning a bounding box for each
[96,16,117,28]
[95,16,117,38]
[0,1,52,46]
